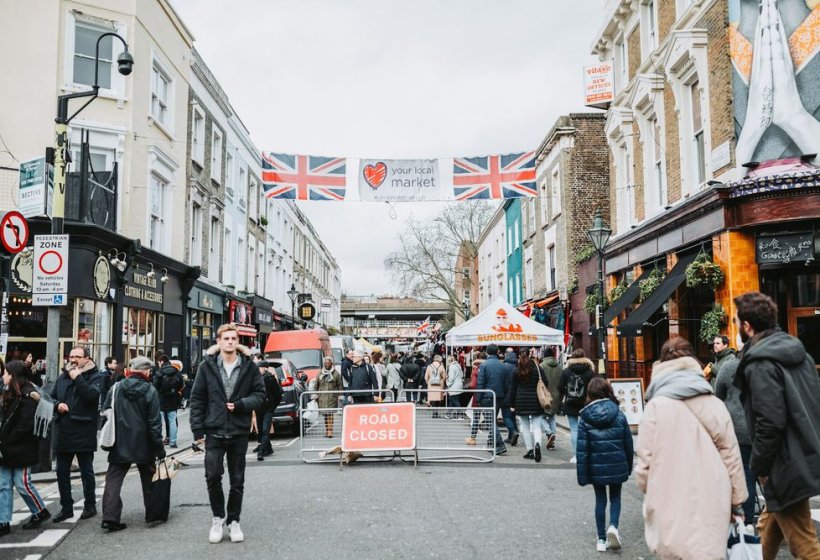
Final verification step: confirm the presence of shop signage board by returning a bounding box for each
[0,211,29,254]
[298,302,316,321]
[583,62,614,108]
[17,157,53,218]
[342,402,416,452]
[756,233,815,264]
[32,234,68,306]
[611,378,645,427]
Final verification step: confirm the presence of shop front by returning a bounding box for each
[227,297,258,352]
[187,281,225,367]
[252,295,273,350]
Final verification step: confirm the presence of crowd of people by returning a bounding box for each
[0,291,818,558]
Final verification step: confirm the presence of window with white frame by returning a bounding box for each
[615,37,628,92]
[209,216,219,259]
[191,108,205,164]
[190,203,202,267]
[248,243,256,292]
[150,59,172,131]
[548,244,556,291]
[615,141,635,233]
[248,179,258,222]
[515,273,521,304]
[539,176,549,223]
[651,116,667,208]
[225,151,234,197]
[642,0,658,55]
[551,166,562,218]
[690,80,706,185]
[71,19,119,91]
[69,127,120,174]
[148,173,167,251]
[527,199,536,235]
[211,129,222,182]
[513,219,520,249]
[237,237,245,289]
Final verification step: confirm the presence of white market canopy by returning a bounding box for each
[445,297,565,348]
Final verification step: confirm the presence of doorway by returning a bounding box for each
[788,309,820,371]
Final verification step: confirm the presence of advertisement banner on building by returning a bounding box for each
[730,0,820,171]
[17,157,53,219]
[583,62,614,108]
[358,159,441,202]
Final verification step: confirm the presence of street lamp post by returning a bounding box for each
[45,32,133,385]
[287,283,298,330]
[587,209,612,377]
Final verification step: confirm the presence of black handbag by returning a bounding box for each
[144,460,171,523]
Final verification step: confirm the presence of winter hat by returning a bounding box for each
[129,356,154,371]
[170,359,183,371]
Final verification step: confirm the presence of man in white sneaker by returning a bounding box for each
[190,323,266,544]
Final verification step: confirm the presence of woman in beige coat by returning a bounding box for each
[636,337,748,560]
[424,356,447,417]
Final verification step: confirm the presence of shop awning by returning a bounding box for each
[616,252,698,337]
[535,293,559,308]
[603,268,652,325]
[236,324,258,338]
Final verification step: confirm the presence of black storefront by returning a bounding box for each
[252,295,273,350]
[5,219,197,369]
[187,281,225,367]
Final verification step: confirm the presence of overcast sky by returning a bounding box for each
[170,0,603,295]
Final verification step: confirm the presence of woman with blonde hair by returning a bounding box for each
[636,337,747,559]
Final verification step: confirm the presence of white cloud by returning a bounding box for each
[171,0,603,295]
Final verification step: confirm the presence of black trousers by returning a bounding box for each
[102,462,155,523]
[204,436,249,523]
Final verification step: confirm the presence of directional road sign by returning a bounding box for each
[0,211,30,254]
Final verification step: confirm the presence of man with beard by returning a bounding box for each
[733,291,820,559]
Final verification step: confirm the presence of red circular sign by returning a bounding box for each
[38,250,63,275]
[0,211,30,254]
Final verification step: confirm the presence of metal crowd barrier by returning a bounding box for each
[299,389,497,464]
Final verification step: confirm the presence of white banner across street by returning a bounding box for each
[357,159,442,202]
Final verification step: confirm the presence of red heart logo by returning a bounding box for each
[363,162,387,189]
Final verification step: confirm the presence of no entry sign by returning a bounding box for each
[32,234,69,306]
[342,402,416,452]
[0,211,29,254]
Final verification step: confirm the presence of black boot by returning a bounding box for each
[22,509,51,529]
[509,432,519,447]
[0,523,9,538]
[523,450,534,459]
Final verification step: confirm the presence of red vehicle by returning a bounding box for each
[264,328,332,382]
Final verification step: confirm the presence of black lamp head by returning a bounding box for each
[117,50,134,76]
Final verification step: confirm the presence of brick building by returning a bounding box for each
[592,0,820,383]
[519,113,610,360]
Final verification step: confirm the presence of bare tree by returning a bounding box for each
[385,201,494,315]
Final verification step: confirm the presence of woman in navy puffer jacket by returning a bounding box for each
[576,377,634,553]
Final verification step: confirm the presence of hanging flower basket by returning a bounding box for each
[638,269,664,302]
[699,303,728,342]
[685,253,725,291]
[608,280,629,305]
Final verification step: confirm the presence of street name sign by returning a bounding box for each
[32,234,69,306]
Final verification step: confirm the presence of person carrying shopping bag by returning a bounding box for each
[576,377,634,552]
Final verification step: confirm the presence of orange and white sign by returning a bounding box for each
[583,62,614,108]
[342,402,416,452]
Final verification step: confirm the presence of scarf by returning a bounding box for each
[644,357,714,401]
[32,386,55,438]
[126,369,151,382]
[320,367,334,381]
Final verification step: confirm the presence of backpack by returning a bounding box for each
[535,365,552,411]
[565,371,585,405]
[427,365,442,385]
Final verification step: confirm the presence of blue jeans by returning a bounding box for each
[544,413,556,436]
[162,409,178,445]
[0,466,47,523]
[56,451,95,514]
[446,394,461,413]
[568,414,580,455]
[501,406,517,437]
[593,483,622,539]
[739,444,756,521]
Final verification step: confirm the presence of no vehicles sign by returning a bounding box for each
[32,234,69,306]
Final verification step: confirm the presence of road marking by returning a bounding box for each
[281,437,298,447]
[22,555,42,560]
[0,529,69,548]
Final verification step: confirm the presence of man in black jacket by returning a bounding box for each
[733,292,820,559]
[470,344,509,454]
[100,356,165,531]
[51,346,104,523]
[346,350,379,403]
[253,361,282,462]
[154,355,183,448]
[399,356,421,403]
[190,323,266,545]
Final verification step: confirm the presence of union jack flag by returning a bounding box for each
[416,316,431,333]
[452,151,537,200]
[261,152,347,201]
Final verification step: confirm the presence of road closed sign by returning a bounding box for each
[32,234,69,306]
[342,402,416,452]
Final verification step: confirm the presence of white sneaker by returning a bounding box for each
[228,521,244,543]
[209,517,225,544]
[596,538,608,552]
[607,525,622,550]
[570,455,577,464]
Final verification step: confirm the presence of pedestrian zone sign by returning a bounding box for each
[342,402,416,452]
[32,234,69,307]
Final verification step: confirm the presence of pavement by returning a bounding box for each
[0,410,815,559]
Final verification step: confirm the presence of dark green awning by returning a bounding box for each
[616,252,699,337]
[603,268,652,325]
